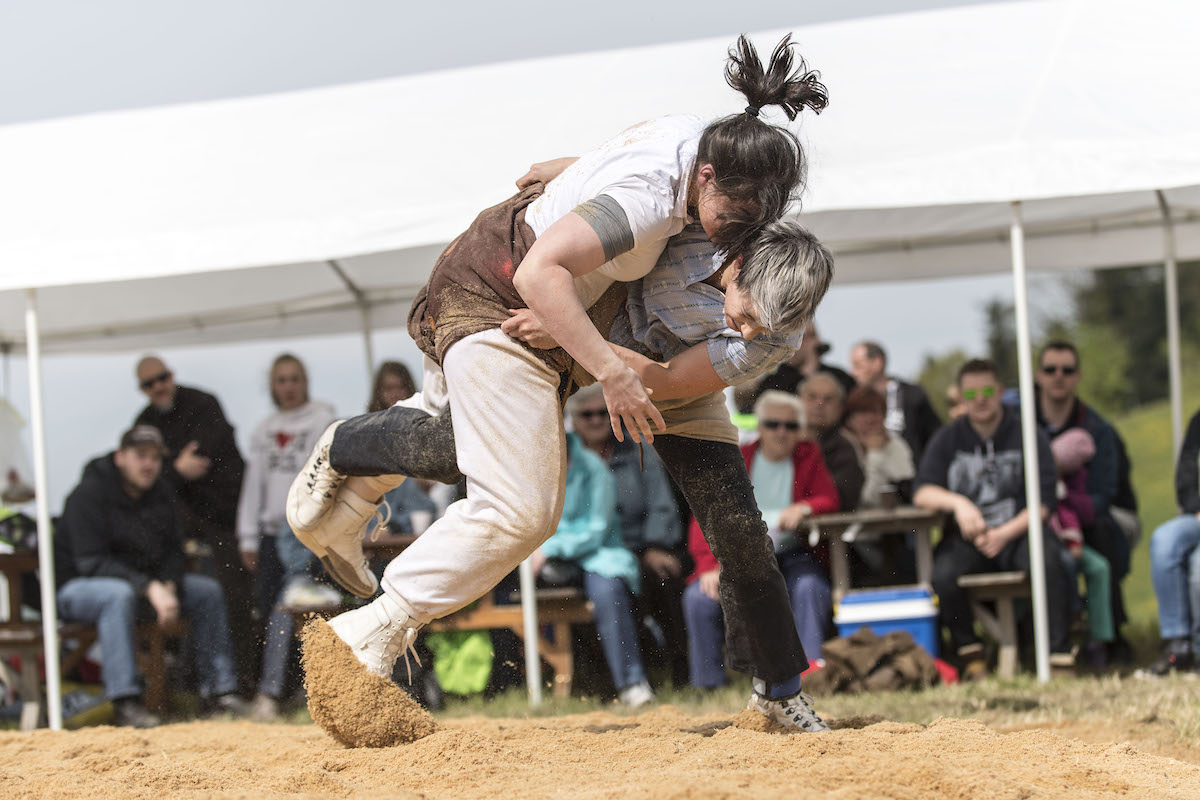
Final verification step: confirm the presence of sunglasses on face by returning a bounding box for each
[761,419,801,431]
[1041,364,1077,376]
[574,409,607,421]
[961,386,996,401]
[139,371,172,391]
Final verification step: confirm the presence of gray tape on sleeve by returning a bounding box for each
[572,194,635,262]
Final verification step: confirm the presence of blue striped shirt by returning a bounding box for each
[612,223,800,386]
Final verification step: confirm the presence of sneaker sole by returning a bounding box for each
[293,526,378,599]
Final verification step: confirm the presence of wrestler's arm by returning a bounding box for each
[611,342,726,401]
[515,214,666,442]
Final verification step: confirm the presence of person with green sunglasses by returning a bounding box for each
[913,358,1074,680]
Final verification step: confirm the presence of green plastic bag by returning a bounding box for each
[425,630,494,695]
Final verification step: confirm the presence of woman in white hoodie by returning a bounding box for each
[236,353,337,719]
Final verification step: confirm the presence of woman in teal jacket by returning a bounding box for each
[534,433,652,706]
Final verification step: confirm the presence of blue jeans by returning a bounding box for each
[582,572,647,691]
[1149,515,1200,648]
[254,533,302,699]
[58,574,239,701]
[683,549,829,690]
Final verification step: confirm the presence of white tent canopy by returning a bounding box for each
[2,0,1198,351]
[3,0,1199,725]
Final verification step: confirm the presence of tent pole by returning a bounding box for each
[518,558,543,706]
[359,305,376,381]
[1155,190,1184,456]
[1009,202,1051,683]
[24,289,63,728]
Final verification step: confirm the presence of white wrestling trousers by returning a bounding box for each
[380,329,568,623]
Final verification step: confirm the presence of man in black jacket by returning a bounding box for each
[850,340,942,464]
[55,426,245,727]
[133,355,253,686]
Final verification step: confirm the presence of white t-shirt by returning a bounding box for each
[524,115,707,308]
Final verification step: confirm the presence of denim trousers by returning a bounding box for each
[682,548,830,689]
[931,528,1073,655]
[582,571,647,691]
[58,573,239,701]
[1149,515,1200,648]
[255,528,317,699]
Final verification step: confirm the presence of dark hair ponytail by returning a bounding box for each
[725,34,828,121]
[698,35,828,254]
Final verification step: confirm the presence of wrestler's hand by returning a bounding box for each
[515,157,579,189]
[502,308,559,349]
[598,364,666,444]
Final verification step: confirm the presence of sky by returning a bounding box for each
[0,0,1072,513]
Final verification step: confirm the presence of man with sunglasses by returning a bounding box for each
[1034,341,1131,661]
[915,358,1073,679]
[133,355,254,690]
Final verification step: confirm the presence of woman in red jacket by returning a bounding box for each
[684,390,838,688]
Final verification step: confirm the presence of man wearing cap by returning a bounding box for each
[133,355,253,687]
[55,426,246,727]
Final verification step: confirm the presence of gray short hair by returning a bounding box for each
[736,218,834,337]
[566,383,606,415]
[754,390,806,428]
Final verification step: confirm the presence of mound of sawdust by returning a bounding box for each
[300,618,437,748]
[731,708,789,734]
[3,711,1200,798]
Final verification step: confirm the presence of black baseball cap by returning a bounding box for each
[119,425,166,452]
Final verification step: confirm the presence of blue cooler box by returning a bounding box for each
[834,586,939,657]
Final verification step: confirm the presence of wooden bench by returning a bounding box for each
[957,571,1030,678]
[1,552,97,729]
[287,586,593,699]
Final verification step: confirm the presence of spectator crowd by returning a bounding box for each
[10,324,1198,729]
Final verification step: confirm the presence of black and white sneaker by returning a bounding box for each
[1136,641,1194,679]
[112,697,161,729]
[747,688,830,732]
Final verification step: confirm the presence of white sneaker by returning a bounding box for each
[328,592,423,681]
[618,681,655,708]
[298,489,385,598]
[747,687,830,732]
[250,693,280,723]
[286,422,345,533]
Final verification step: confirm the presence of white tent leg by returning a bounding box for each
[360,305,376,381]
[1009,203,1051,683]
[518,558,543,706]
[24,289,63,728]
[1156,190,1184,456]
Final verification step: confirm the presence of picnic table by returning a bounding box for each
[803,506,944,601]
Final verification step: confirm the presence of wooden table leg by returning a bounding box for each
[18,652,43,731]
[828,533,851,603]
[915,526,934,590]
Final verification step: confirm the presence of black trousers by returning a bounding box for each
[931,526,1073,655]
[326,404,808,683]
